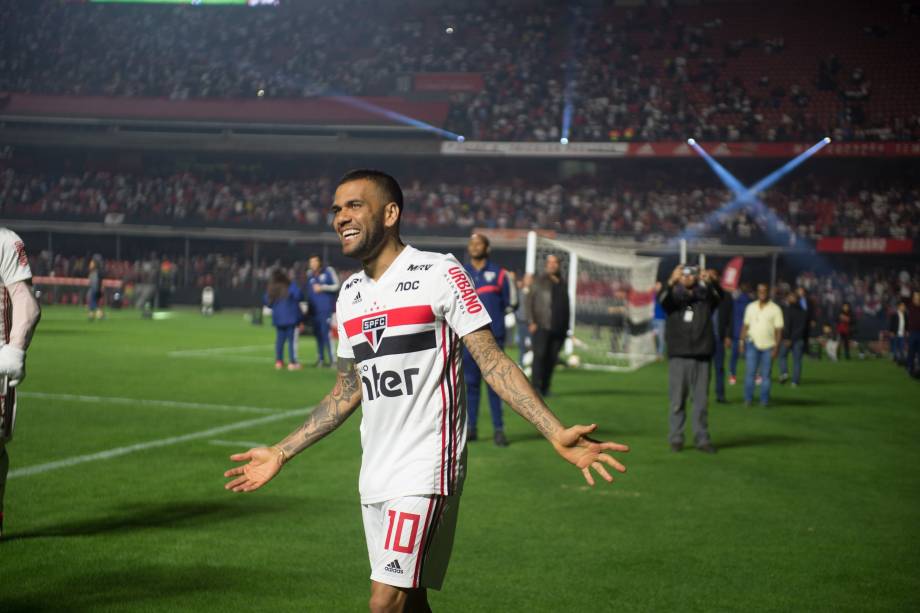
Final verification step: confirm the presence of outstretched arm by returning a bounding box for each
[223,357,362,492]
[462,328,628,485]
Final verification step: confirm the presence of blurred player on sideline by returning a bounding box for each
[264,268,304,370]
[87,256,104,321]
[0,228,42,539]
[462,233,517,447]
[224,170,628,613]
[306,254,339,367]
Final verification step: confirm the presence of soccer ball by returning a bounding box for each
[565,354,581,368]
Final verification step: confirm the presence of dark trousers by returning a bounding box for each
[463,337,505,432]
[0,443,8,516]
[729,337,743,377]
[531,329,566,396]
[312,312,332,363]
[839,333,851,360]
[668,357,711,446]
[890,336,905,363]
[713,337,726,400]
[779,339,804,384]
[275,325,297,363]
[908,332,920,375]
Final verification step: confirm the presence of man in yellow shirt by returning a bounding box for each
[740,283,784,407]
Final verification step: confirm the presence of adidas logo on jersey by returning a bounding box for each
[352,292,363,304]
[384,560,404,574]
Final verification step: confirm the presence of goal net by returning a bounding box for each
[525,232,660,372]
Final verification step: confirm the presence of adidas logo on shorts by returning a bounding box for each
[383,559,403,575]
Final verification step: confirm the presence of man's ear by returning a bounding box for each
[383,201,401,229]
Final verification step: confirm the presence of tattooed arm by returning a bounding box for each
[462,327,629,485]
[223,358,362,492]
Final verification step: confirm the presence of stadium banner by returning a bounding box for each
[442,141,631,157]
[33,276,124,289]
[1,94,449,126]
[816,238,913,254]
[413,73,484,93]
[441,141,920,158]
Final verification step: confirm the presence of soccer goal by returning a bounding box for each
[525,232,660,372]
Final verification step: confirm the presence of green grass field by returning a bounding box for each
[1,306,918,612]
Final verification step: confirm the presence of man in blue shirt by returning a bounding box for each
[462,233,517,447]
[306,255,340,367]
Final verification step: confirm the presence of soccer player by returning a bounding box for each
[0,228,42,539]
[224,170,628,613]
[306,254,340,367]
[461,233,516,446]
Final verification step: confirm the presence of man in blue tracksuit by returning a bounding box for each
[462,233,517,447]
[305,255,340,367]
[729,283,753,386]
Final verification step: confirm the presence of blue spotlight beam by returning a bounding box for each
[746,137,831,194]
[687,139,749,199]
[681,137,831,241]
[330,95,464,141]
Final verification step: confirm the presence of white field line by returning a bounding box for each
[167,344,275,364]
[18,391,282,415]
[9,407,310,479]
[209,439,268,448]
[167,344,269,356]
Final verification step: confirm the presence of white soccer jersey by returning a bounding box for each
[0,228,33,334]
[336,246,491,504]
[0,228,32,289]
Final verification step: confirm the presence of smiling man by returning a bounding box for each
[224,169,629,613]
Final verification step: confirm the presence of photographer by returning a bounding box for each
[658,265,724,454]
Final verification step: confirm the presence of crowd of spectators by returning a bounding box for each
[2,0,919,142]
[4,166,918,242]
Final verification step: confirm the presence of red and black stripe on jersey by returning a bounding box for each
[343,305,437,363]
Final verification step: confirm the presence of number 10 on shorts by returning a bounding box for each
[384,510,421,554]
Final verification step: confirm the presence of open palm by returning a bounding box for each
[553,424,629,486]
[223,447,284,492]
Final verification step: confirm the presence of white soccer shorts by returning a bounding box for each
[361,494,460,590]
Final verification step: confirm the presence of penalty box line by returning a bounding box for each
[9,406,312,479]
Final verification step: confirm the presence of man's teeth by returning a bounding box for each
[342,229,359,239]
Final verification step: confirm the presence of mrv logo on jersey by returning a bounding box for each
[361,364,420,401]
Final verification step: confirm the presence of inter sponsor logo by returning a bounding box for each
[361,364,420,401]
[446,267,484,314]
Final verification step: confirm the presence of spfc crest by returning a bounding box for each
[362,314,388,352]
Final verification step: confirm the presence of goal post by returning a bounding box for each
[525,232,660,372]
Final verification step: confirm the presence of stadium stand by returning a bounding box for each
[2,0,918,142]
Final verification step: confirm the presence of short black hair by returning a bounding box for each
[308,254,322,263]
[338,169,404,215]
[470,232,490,248]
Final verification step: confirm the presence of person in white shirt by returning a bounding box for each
[224,170,629,613]
[740,283,784,407]
[0,228,42,539]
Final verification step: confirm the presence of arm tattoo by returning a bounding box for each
[462,329,562,441]
[276,358,362,458]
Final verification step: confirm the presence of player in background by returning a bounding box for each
[87,256,104,321]
[0,228,42,539]
[462,233,517,447]
[224,170,628,613]
[306,254,339,367]
[264,269,304,370]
